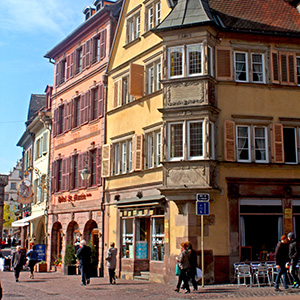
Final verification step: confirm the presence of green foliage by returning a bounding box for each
[3,204,16,229]
[87,239,98,266]
[64,243,76,266]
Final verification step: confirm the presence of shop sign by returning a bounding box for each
[285,208,292,219]
[128,211,132,216]
[58,193,92,203]
[36,244,46,261]
[133,210,137,216]
[164,219,169,244]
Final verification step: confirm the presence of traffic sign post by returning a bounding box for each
[196,194,210,288]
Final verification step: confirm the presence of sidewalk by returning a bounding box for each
[0,270,300,300]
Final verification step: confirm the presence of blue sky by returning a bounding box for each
[0,0,93,174]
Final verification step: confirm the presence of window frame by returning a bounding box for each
[236,125,251,162]
[113,138,133,175]
[126,12,141,44]
[186,43,204,77]
[283,127,298,164]
[234,51,248,82]
[146,59,161,95]
[253,126,268,163]
[168,121,184,161]
[251,53,265,83]
[168,46,184,79]
[187,120,204,160]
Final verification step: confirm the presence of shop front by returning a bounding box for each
[115,196,166,281]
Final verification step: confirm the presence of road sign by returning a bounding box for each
[196,193,209,202]
[196,201,210,215]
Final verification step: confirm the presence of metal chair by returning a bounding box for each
[237,265,252,287]
[233,262,245,280]
[265,261,276,284]
[253,265,272,287]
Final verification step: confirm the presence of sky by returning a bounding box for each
[0,0,94,174]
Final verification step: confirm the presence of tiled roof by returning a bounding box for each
[155,0,300,34]
[27,94,45,123]
[209,0,300,33]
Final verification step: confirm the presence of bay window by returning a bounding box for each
[168,46,184,78]
[187,44,203,76]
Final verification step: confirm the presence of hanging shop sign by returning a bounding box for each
[17,179,33,204]
[58,193,92,203]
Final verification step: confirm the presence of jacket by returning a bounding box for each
[76,245,91,266]
[188,248,197,272]
[275,241,289,266]
[289,238,299,264]
[177,249,190,270]
[106,247,117,269]
[12,250,26,268]
[27,249,38,261]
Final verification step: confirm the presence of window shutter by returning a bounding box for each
[70,51,75,78]
[224,120,236,162]
[129,63,144,98]
[271,123,284,163]
[52,108,58,138]
[66,54,71,80]
[98,84,104,118]
[78,152,84,188]
[42,131,48,155]
[51,162,55,194]
[280,52,289,85]
[82,43,87,70]
[61,158,67,192]
[85,91,90,123]
[133,134,144,171]
[86,39,92,68]
[55,61,61,87]
[100,29,107,59]
[66,156,71,191]
[80,94,85,125]
[113,81,119,108]
[102,144,111,178]
[271,50,280,84]
[216,47,233,81]
[96,147,102,185]
[63,103,68,133]
[288,52,297,85]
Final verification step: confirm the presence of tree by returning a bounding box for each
[3,204,16,229]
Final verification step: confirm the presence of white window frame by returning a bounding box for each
[168,46,184,79]
[209,121,215,159]
[187,120,204,160]
[253,126,268,163]
[148,66,154,94]
[128,140,133,172]
[236,125,251,162]
[121,142,127,174]
[234,51,248,82]
[155,2,161,26]
[168,122,184,161]
[114,144,120,175]
[148,6,153,31]
[155,131,162,166]
[126,12,141,44]
[145,130,161,168]
[113,138,134,175]
[186,43,203,77]
[251,53,265,83]
[147,134,154,168]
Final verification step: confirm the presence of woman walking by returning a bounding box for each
[26,245,38,279]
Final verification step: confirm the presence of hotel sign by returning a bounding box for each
[58,193,92,203]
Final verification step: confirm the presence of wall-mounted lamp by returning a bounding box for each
[80,167,91,181]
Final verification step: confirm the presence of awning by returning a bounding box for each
[11,213,44,228]
[112,195,165,209]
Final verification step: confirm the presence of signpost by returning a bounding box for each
[196,194,210,288]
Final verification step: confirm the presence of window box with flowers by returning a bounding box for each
[35,260,48,272]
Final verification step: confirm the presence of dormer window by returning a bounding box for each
[94,0,102,11]
[83,6,95,21]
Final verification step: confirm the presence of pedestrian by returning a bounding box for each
[26,245,38,279]
[12,246,26,282]
[186,241,198,291]
[287,232,300,288]
[274,235,291,292]
[76,240,91,286]
[106,242,117,284]
[174,242,190,294]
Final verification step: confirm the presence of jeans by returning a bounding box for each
[290,261,300,285]
[14,266,22,280]
[29,260,37,275]
[80,264,90,284]
[275,265,288,289]
[176,268,190,292]
[108,268,116,284]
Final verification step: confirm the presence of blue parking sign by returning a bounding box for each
[196,202,209,215]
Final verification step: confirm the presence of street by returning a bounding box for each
[0,270,300,300]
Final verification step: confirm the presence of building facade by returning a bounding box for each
[153,0,300,283]
[45,0,122,274]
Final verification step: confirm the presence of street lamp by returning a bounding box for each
[80,167,91,181]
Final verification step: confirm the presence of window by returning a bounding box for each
[146,60,161,95]
[254,126,268,162]
[35,138,41,160]
[58,105,64,135]
[188,121,203,159]
[122,218,133,258]
[92,30,107,63]
[121,142,127,174]
[93,34,101,63]
[11,183,16,190]
[236,125,250,162]
[71,155,78,190]
[297,57,300,85]
[234,52,248,82]
[76,47,83,74]
[151,217,164,261]
[169,122,184,160]
[284,128,297,164]
[127,13,140,43]
[114,144,120,175]
[91,88,98,121]
[57,159,62,192]
[187,44,203,76]
[146,130,162,168]
[128,140,133,172]
[145,1,161,31]
[168,46,184,78]
[74,97,80,128]
[89,150,97,186]
[122,76,133,105]
[251,53,264,83]
[113,139,133,175]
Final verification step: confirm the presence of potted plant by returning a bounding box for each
[54,256,62,272]
[64,242,77,275]
[87,240,98,277]
[35,260,47,272]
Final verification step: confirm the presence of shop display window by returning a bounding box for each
[122,218,133,258]
[151,217,164,261]
[135,218,149,259]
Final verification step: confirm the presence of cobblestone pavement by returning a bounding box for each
[1,271,300,300]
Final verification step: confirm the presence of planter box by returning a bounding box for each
[64,265,77,275]
[35,263,47,272]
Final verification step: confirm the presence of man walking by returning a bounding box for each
[287,232,300,288]
[274,235,290,292]
[76,240,91,286]
[106,242,117,284]
[12,246,26,282]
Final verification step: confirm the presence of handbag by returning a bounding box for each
[175,263,181,276]
[195,267,202,280]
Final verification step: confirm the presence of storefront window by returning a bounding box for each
[151,217,164,261]
[122,218,133,258]
[135,218,149,259]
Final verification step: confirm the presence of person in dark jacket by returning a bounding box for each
[12,246,26,282]
[106,242,117,284]
[26,245,38,279]
[186,241,198,291]
[76,240,91,286]
[287,232,300,288]
[274,235,290,291]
